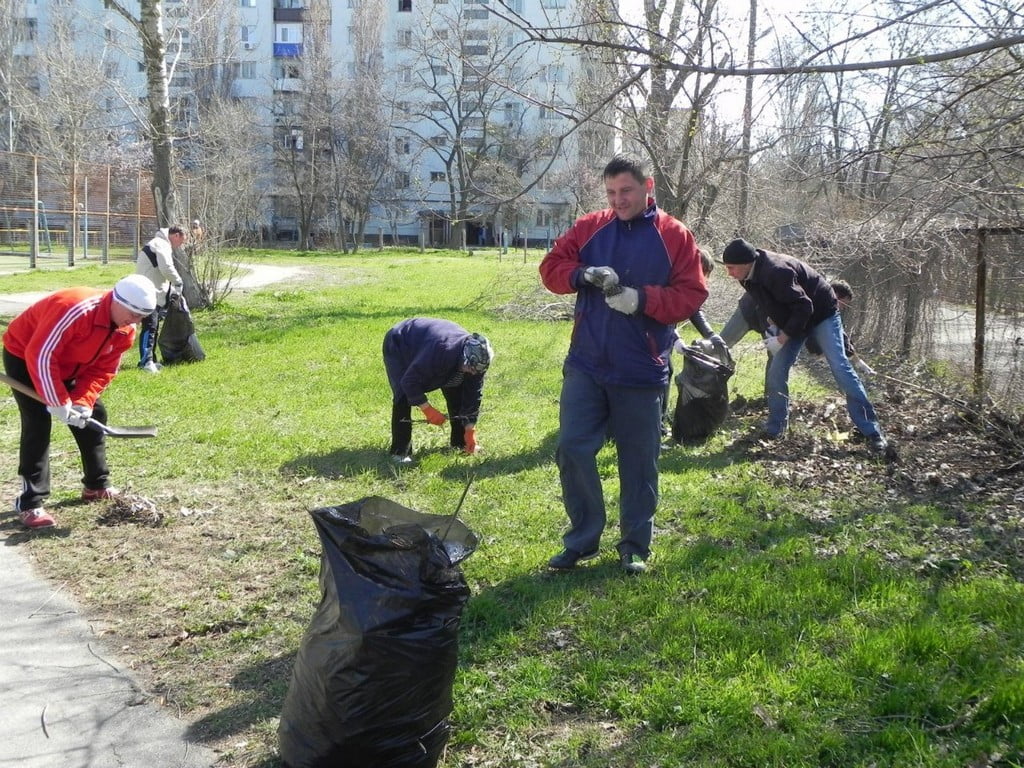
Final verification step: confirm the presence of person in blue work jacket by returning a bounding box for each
[382,317,493,463]
[539,155,708,574]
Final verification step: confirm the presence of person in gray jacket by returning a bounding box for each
[135,226,185,373]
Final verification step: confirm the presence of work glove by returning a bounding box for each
[764,335,784,355]
[48,401,88,429]
[605,286,639,315]
[420,403,447,426]
[71,404,93,421]
[673,338,686,355]
[583,266,618,291]
[764,324,783,355]
[464,426,478,454]
[708,333,726,349]
[853,357,877,376]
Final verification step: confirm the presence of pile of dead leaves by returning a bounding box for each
[724,363,1024,578]
[95,493,165,528]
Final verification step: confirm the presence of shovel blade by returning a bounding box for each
[86,419,158,439]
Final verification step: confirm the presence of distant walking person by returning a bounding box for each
[135,226,186,373]
[383,318,494,462]
[720,238,887,451]
[2,275,157,528]
[539,155,708,574]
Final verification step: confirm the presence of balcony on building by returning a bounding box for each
[274,0,307,20]
[274,42,303,58]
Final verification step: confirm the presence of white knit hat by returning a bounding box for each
[113,274,157,314]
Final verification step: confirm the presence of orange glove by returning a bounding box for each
[420,404,447,426]
[464,426,478,454]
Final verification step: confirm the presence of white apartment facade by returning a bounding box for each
[8,0,609,247]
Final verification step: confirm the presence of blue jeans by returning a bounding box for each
[555,364,663,560]
[765,313,882,438]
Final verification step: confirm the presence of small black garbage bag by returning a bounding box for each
[671,338,735,443]
[158,292,205,365]
[278,496,478,768]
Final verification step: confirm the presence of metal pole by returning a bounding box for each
[30,156,38,268]
[973,225,987,403]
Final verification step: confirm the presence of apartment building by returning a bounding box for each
[8,0,611,247]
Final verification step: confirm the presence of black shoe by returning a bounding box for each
[868,435,888,453]
[758,428,785,441]
[620,552,648,574]
[548,548,599,570]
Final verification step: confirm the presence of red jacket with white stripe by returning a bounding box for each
[2,288,136,407]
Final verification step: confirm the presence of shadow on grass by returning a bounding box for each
[185,650,295,766]
[280,429,563,481]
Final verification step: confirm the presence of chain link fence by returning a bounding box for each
[0,150,158,271]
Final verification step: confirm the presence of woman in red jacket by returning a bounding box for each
[2,275,156,528]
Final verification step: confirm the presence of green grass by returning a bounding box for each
[1,249,1023,768]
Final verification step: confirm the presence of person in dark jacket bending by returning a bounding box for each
[539,155,708,574]
[383,318,493,463]
[720,238,887,451]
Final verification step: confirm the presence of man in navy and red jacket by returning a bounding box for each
[539,155,708,574]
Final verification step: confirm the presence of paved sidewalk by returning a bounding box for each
[0,536,219,768]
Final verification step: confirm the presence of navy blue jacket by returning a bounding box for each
[382,318,485,420]
[539,201,707,388]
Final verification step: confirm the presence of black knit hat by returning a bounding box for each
[721,238,758,265]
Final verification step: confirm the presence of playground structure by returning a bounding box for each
[0,150,159,267]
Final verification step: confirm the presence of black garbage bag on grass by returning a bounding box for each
[671,338,735,443]
[278,496,479,768]
[158,292,205,364]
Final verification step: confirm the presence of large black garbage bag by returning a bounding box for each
[278,496,478,768]
[671,338,735,443]
[158,293,205,364]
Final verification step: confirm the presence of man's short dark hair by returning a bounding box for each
[168,225,185,237]
[603,155,648,184]
[831,279,853,301]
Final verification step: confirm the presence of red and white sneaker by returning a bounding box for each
[82,487,121,501]
[19,508,56,529]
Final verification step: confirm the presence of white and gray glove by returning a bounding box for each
[606,287,639,314]
[764,326,783,356]
[673,338,686,355]
[853,357,877,376]
[48,401,89,429]
[583,266,618,291]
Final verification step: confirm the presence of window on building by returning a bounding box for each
[283,128,304,150]
[240,61,256,78]
[398,0,412,11]
[241,24,256,42]
[434,29,449,40]
[431,64,448,76]
[508,0,523,10]
[104,27,117,44]
[397,29,413,45]
[395,138,410,154]
[396,101,411,114]
[536,209,553,227]
[104,62,119,78]
[539,105,560,119]
[465,29,488,39]
[541,64,564,83]
[430,101,446,112]
[240,0,256,6]
[395,171,411,188]
[430,171,446,182]
[504,102,520,122]
[462,44,488,55]
[431,135,448,146]
[463,9,488,18]
[400,66,412,83]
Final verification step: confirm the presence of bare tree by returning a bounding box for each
[102,0,181,228]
